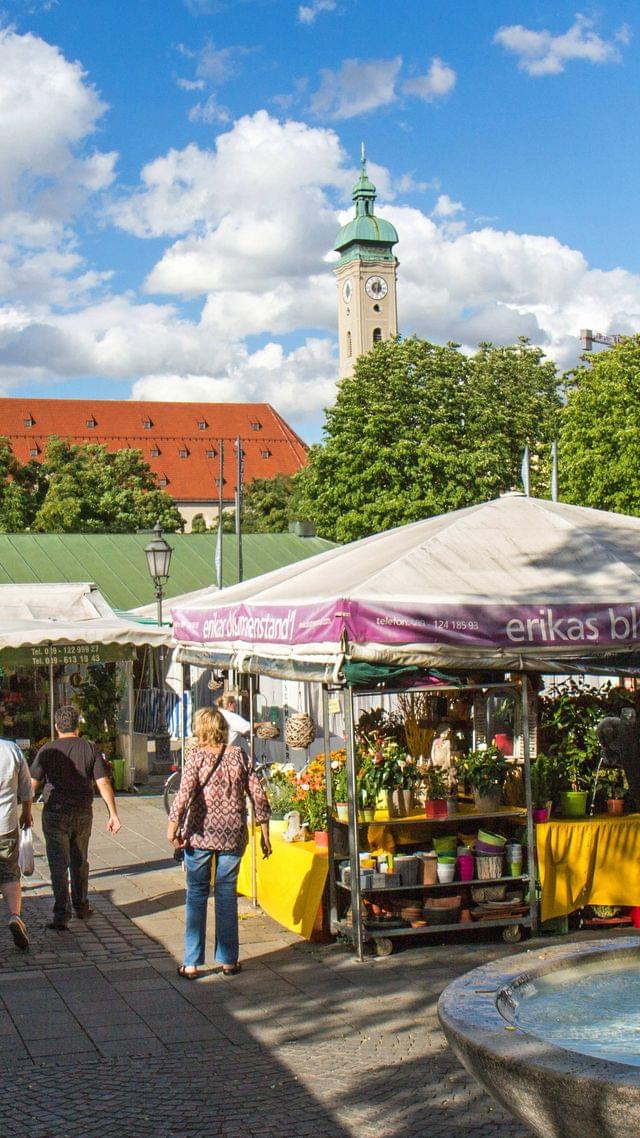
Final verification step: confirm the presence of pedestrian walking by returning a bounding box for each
[0,738,32,951]
[31,704,122,931]
[167,707,271,979]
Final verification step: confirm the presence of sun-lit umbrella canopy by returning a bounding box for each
[171,495,640,679]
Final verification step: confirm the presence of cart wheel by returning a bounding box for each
[374,937,394,957]
[502,924,522,944]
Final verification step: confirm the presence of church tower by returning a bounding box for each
[333,148,399,380]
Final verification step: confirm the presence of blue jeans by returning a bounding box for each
[42,804,93,921]
[183,848,242,967]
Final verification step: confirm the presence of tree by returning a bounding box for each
[559,335,640,514]
[31,438,183,533]
[0,440,46,531]
[242,475,301,533]
[295,337,561,541]
[190,514,208,533]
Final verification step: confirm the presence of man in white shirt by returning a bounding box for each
[0,738,33,951]
[216,692,251,749]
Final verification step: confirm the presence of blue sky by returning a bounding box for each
[0,0,638,442]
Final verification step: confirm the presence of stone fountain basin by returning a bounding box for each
[437,937,640,1138]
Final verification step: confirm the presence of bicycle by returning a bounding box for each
[163,764,182,815]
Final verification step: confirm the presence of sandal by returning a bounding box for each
[177,965,199,980]
[220,963,242,976]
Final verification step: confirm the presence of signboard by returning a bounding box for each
[0,643,133,667]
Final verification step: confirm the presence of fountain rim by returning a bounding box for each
[438,935,640,1086]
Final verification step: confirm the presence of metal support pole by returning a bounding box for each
[127,659,135,790]
[249,673,258,908]
[344,686,364,961]
[521,675,539,932]
[49,655,54,739]
[322,685,338,934]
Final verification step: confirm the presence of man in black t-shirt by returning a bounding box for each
[31,705,122,930]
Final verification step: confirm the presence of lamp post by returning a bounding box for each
[144,521,173,761]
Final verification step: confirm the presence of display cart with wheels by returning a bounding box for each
[324,677,538,960]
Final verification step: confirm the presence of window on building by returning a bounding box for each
[250,421,261,431]
[23,417,34,428]
[373,328,382,343]
[215,477,225,486]
[29,446,39,457]
[346,331,352,357]
[261,449,271,459]
[205,448,216,459]
[143,419,152,429]
[158,476,168,487]
[197,420,207,430]
[179,447,189,458]
[86,417,96,428]
[150,446,160,458]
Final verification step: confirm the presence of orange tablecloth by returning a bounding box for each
[536,814,640,922]
[237,831,328,940]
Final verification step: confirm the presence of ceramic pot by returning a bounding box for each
[336,802,349,822]
[386,788,413,818]
[358,807,375,822]
[559,790,588,817]
[425,798,448,819]
[533,806,550,823]
[313,830,329,848]
[606,798,624,816]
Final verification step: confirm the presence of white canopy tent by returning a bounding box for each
[171,495,640,680]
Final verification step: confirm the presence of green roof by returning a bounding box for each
[0,532,336,611]
[334,154,398,261]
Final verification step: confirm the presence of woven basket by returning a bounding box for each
[284,712,315,749]
[256,722,280,740]
[476,853,504,881]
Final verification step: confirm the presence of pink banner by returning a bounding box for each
[172,598,640,650]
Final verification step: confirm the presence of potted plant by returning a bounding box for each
[357,759,377,822]
[530,753,554,822]
[554,743,592,817]
[332,762,349,822]
[601,769,627,816]
[362,735,420,817]
[302,788,330,845]
[422,764,448,819]
[457,744,507,813]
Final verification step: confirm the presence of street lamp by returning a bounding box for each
[144,521,173,756]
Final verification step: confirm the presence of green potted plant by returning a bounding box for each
[302,788,330,846]
[357,759,377,822]
[600,769,627,816]
[555,743,593,817]
[422,764,448,818]
[530,753,554,822]
[332,762,349,822]
[362,736,419,817]
[457,744,507,813]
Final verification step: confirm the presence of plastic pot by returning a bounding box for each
[559,790,588,817]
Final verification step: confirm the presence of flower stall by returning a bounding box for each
[171,495,640,958]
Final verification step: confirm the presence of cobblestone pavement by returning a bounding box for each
[0,796,617,1138]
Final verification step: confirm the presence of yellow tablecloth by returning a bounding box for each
[536,814,640,921]
[237,831,328,940]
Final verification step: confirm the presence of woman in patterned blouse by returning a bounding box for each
[167,708,271,978]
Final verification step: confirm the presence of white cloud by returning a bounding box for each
[402,57,456,101]
[298,0,336,25]
[432,194,463,218]
[311,57,402,120]
[494,14,630,76]
[188,95,232,124]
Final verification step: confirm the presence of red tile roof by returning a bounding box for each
[0,398,308,503]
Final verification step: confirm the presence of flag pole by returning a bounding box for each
[235,435,244,584]
[215,439,224,589]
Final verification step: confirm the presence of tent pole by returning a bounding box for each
[49,655,54,739]
[127,659,135,791]
[249,673,258,908]
[521,675,539,933]
[322,685,338,935]
[344,686,364,961]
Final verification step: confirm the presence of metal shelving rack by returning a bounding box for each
[323,678,538,960]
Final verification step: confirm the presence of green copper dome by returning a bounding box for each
[334,152,398,262]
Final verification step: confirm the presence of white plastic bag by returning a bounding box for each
[18,827,34,876]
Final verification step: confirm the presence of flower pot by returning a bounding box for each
[457,853,474,882]
[473,790,501,813]
[425,798,448,819]
[335,802,349,822]
[533,806,550,823]
[386,788,413,818]
[359,807,375,823]
[313,830,329,848]
[436,861,456,883]
[559,790,588,817]
[417,852,438,884]
[607,798,624,816]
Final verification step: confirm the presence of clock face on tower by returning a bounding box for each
[365,274,388,300]
[342,279,353,303]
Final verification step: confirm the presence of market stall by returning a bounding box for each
[536,814,640,922]
[171,495,640,958]
[0,582,173,785]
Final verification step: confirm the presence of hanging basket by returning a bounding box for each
[284,712,315,750]
[256,722,280,740]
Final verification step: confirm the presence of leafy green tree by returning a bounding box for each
[559,335,640,513]
[296,337,561,541]
[190,513,208,533]
[32,438,183,533]
[0,440,46,531]
[242,474,301,532]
